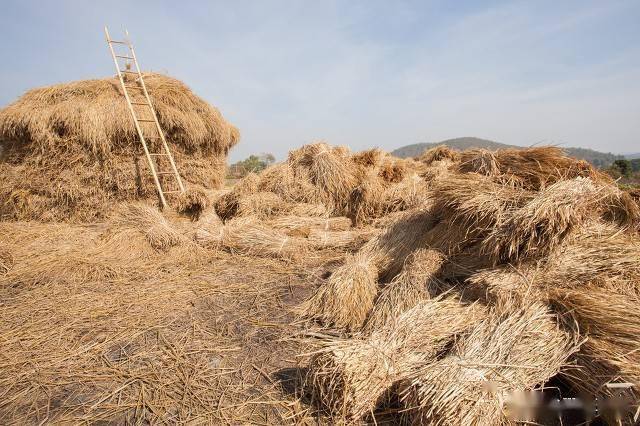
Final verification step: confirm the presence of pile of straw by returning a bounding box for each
[214,143,432,226]
[300,144,640,423]
[0,73,238,221]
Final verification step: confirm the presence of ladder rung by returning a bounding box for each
[109,40,128,45]
[115,55,134,59]
[149,153,169,156]
[157,172,176,175]
[120,70,138,74]
[163,191,182,194]
[130,101,149,105]
[137,119,155,122]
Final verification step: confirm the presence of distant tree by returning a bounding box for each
[611,159,632,178]
[630,158,640,173]
[228,153,276,178]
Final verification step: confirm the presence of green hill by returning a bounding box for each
[391,137,624,168]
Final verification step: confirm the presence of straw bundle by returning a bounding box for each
[236,191,288,219]
[111,203,186,250]
[463,264,542,307]
[349,169,387,226]
[175,188,210,219]
[300,252,378,330]
[378,159,406,184]
[401,302,580,425]
[551,285,640,394]
[0,73,238,221]
[351,148,386,168]
[286,202,330,217]
[483,178,603,262]
[306,296,485,421]
[257,163,321,205]
[380,173,429,214]
[457,146,608,190]
[362,249,446,333]
[301,207,438,330]
[287,142,358,213]
[213,173,260,220]
[484,178,637,260]
[543,221,640,287]
[196,216,308,260]
[418,145,460,166]
[307,228,378,250]
[431,173,531,233]
[267,216,351,237]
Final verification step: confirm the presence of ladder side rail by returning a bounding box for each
[105,26,168,207]
[126,34,186,193]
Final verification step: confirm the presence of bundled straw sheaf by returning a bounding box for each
[362,248,446,333]
[267,216,351,237]
[307,228,378,250]
[175,188,210,220]
[301,207,438,330]
[418,145,460,166]
[401,302,580,425]
[306,296,485,421]
[552,285,640,395]
[457,146,609,190]
[194,216,308,260]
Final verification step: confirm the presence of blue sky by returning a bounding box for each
[1,0,639,160]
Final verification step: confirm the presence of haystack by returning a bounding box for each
[0,73,239,221]
[306,296,485,421]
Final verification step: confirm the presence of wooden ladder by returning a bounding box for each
[104,26,185,208]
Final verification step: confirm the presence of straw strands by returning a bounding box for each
[401,303,581,425]
[362,248,446,333]
[552,285,640,394]
[306,296,485,421]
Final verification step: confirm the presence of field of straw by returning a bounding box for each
[2,77,640,424]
